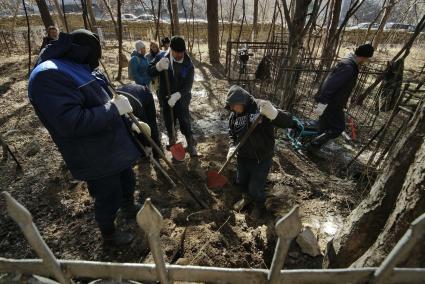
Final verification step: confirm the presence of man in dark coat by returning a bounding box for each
[28,30,149,246]
[226,85,301,216]
[308,43,374,151]
[148,36,197,157]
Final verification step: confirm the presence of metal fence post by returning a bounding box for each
[136,198,169,284]
[268,206,302,284]
[371,213,425,284]
[2,192,71,284]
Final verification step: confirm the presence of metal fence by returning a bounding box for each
[1,191,425,284]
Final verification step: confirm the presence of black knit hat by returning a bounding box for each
[160,36,170,46]
[170,36,186,52]
[71,29,101,70]
[355,43,374,58]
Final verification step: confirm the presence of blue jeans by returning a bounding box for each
[87,167,136,235]
[236,157,273,202]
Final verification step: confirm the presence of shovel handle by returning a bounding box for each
[164,70,177,144]
[108,85,207,208]
[219,114,262,174]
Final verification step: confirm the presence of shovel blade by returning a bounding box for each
[207,170,228,189]
[170,142,186,161]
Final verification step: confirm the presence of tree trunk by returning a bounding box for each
[51,0,66,30]
[321,0,342,66]
[117,0,123,81]
[35,0,55,29]
[167,0,175,35]
[324,100,425,268]
[372,0,396,50]
[207,0,220,64]
[86,0,97,28]
[102,0,118,38]
[252,0,259,40]
[171,0,180,35]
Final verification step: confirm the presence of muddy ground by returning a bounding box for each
[0,44,367,281]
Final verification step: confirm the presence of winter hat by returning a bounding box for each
[135,40,145,52]
[170,36,186,52]
[160,36,170,46]
[355,43,374,58]
[225,85,253,109]
[71,29,101,70]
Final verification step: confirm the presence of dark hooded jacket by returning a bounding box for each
[315,54,359,133]
[148,51,194,106]
[227,85,295,161]
[28,33,140,180]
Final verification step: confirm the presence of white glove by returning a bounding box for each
[111,95,133,115]
[168,92,181,107]
[131,120,151,136]
[156,57,170,72]
[314,103,327,116]
[257,99,278,120]
[227,146,236,160]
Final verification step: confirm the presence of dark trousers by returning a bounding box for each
[160,94,193,139]
[134,90,161,149]
[236,157,273,203]
[86,167,136,235]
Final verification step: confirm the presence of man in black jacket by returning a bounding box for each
[308,43,374,151]
[148,36,197,157]
[226,85,300,216]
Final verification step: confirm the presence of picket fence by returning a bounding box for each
[1,192,424,284]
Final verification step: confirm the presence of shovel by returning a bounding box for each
[164,70,186,161]
[108,86,208,209]
[207,114,262,189]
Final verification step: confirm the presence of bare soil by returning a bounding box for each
[0,45,365,282]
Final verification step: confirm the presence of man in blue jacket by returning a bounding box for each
[148,36,197,157]
[28,29,149,246]
[308,43,374,152]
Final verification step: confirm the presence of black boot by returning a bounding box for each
[305,132,333,154]
[120,201,142,219]
[250,202,267,219]
[185,135,198,157]
[102,229,135,246]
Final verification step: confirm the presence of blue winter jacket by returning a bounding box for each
[28,33,140,181]
[129,52,151,86]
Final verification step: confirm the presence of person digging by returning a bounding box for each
[148,36,198,158]
[307,43,374,153]
[28,29,151,246]
[226,85,301,217]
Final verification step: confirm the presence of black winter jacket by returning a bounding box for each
[227,85,295,161]
[315,54,359,133]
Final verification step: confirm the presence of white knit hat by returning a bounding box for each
[135,40,145,52]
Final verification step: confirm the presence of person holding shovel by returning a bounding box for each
[148,36,197,158]
[226,85,301,217]
[28,29,151,246]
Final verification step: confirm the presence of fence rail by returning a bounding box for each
[1,191,425,284]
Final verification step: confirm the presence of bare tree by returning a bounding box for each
[252,0,259,40]
[117,0,123,81]
[35,0,55,29]
[51,0,66,30]
[171,0,180,35]
[86,0,97,28]
[372,0,397,50]
[22,0,31,75]
[207,0,220,64]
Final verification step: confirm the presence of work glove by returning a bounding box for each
[131,120,151,136]
[144,146,153,158]
[257,99,278,120]
[227,146,236,160]
[156,57,170,72]
[111,95,133,115]
[314,103,327,116]
[168,92,181,107]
